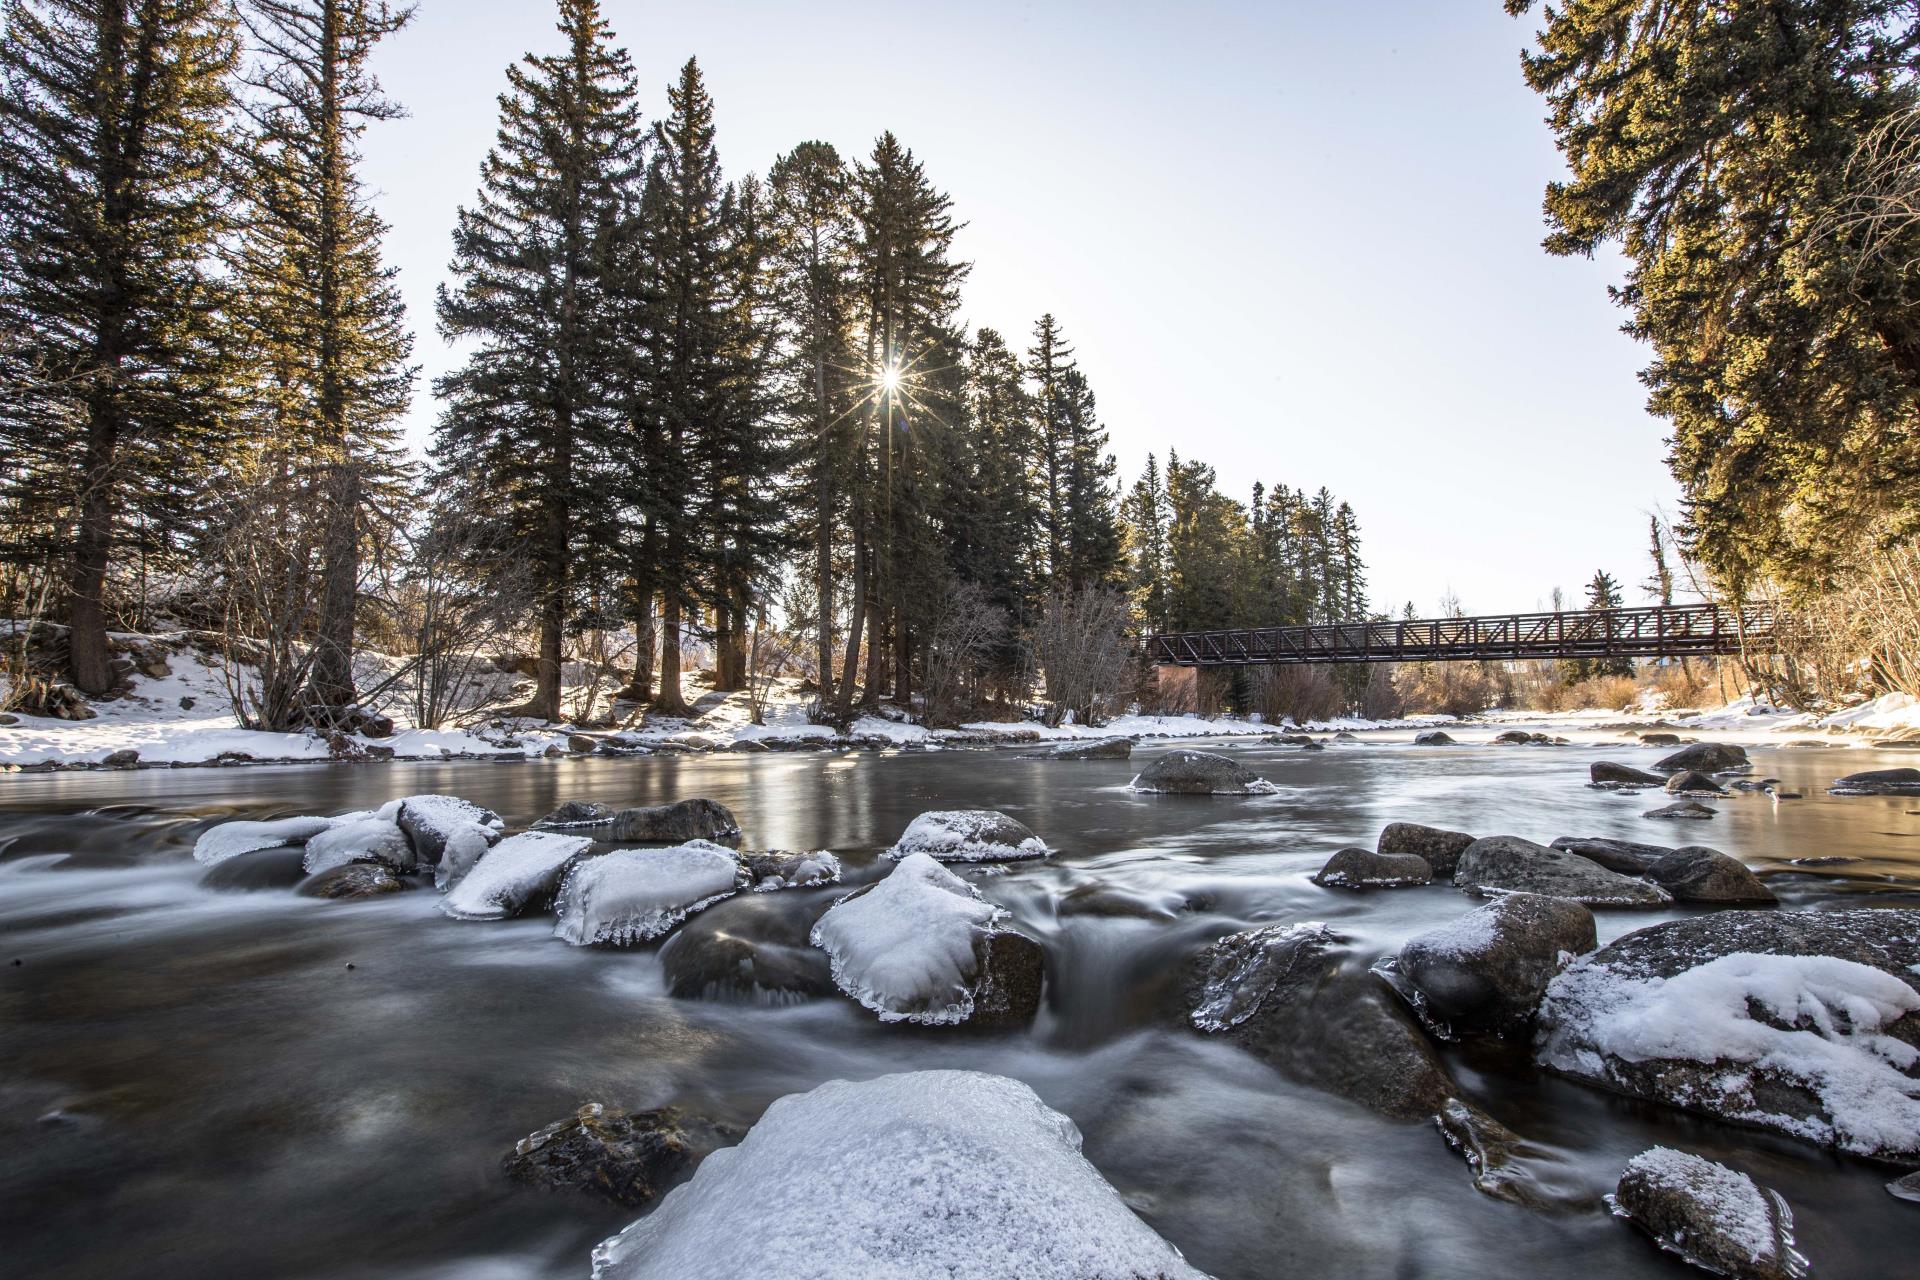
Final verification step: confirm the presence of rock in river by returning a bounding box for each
[552,842,744,946]
[504,1103,737,1208]
[1645,846,1776,905]
[659,892,837,1003]
[1665,769,1728,796]
[1375,892,1596,1038]
[1536,908,1920,1159]
[1312,847,1432,889]
[1832,767,1920,795]
[1655,742,1750,773]
[536,798,743,847]
[1128,748,1277,795]
[1453,835,1672,908]
[1377,822,1476,878]
[1611,1147,1809,1280]
[1027,736,1132,760]
[441,831,594,921]
[1592,761,1664,788]
[198,844,310,891]
[1549,836,1673,875]
[1643,800,1718,822]
[1414,730,1456,746]
[885,809,1049,862]
[297,862,411,900]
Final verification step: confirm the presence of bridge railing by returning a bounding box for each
[1145,602,1775,667]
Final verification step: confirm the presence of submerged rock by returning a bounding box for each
[1028,736,1132,760]
[886,809,1049,862]
[1055,881,1195,922]
[1312,847,1432,889]
[1611,1147,1809,1280]
[588,1071,1207,1280]
[1128,748,1277,795]
[1591,760,1663,787]
[1453,835,1672,908]
[537,798,743,848]
[1656,742,1750,773]
[1536,909,1920,1159]
[504,1103,737,1208]
[1377,822,1476,878]
[552,842,743,946]
[297,862,411,900]
[1638,732,1683,747]
[1377,892,1595,1038]
[1643,800,1718,821]
[1832,766,1920,795]
[1645,847,1776,905]
[1549,836,1673,875]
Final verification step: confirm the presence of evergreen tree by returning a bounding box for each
[1164,452,1245,632]
[1056,365,1121,589]
[1024,313,1074,577]
[955,325,1041,684]
[432,0,642,722]
[0,0,240,694]
[1121,452,1170,632]
[233,0,415,716]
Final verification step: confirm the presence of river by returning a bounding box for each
[3,735,1918,1278]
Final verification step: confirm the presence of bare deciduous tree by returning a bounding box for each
[920,581,1006,727]
[1033,586,1133,727]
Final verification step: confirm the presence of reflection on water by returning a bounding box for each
[3,736,1919,1278]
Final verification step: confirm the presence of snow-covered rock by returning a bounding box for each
[1610,1147,1809,1280]
[1311,847,1431,889]
[1537,910,1920,1158]
[191,815,335,866]
[809,853,1022,1025]
[440,831,594,921]
[739,849,842,892]
[301,815,414,875]
[552,842,744,946]
[885,810,1049,863]
[589,1070,1207,1280]
[1128,749,1277,795]
[395,794,503,888]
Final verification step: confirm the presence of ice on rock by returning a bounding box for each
[809,853,1003,1024]
[552,841,743,946]
[1539,951,1920,1157]
[886,809,1050,863]
[394,794,505,889]
[192,815,336,866]
[590,1070,1208,1280]
[302,816,416,874]
[1611,1147,1809,1280]
[440,831,594,921]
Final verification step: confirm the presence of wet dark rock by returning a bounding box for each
[1454,835,1672,907]
[296,862,411,900]
[1056,882,1193,922]
[0,712,17,726]
[968,929,1046,1029]
[100,749,139,768]
[1377,892,1596,1038]
[1492,730,1552,746]
[1028,736,1133,760]
[1832,767,1920,794]
[538,798,742,847]
[1312,847,1432,889]
[1377,822,1476,878]
[1643,800,1717,821]
[1435,1098,1586,1212]
[1263,733,1323,750]
[1665,769,1727,796]
[1655,742,1750,773]
[659,894,837,1003]
[1612,1148,1809,1280]
[1537,909,1920,1159]
[502,1103,737,1208]
[566,733,598,754]
[197,845,310,892]
[1638,732,1682,746]
[1645,847,1776,905]
[1548,836,1674,875]
[1188,923,1454,1120]
[1890,1170,1920,1203]
[537,800,615,826]
[1129,749,1275,795]
[1414,730,1456,746]
[1592,761,1663,787]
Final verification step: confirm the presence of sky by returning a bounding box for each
[357,0,1682,619]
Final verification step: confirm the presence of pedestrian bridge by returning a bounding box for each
[1144,603,1774,668]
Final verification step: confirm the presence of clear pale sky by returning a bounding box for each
[357,0,1682,618]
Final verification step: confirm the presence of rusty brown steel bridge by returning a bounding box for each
[1145,602,1775,668]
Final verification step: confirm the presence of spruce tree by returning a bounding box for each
[432,0,642,722]
[0,0,239,694]
[1056,365,1121,589]
[1122,453,1170,632]
[1024,314,1074,578]
[956,325,1041,685]
[233,0,416,717]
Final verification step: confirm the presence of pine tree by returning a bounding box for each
[1122,453,1170,632]
[233,0,415,717]
[0,0,240,694]
[1024,313,1074,578]
[432,0,643,722]
[1056,365,1121,589]
[954,326,1041,686]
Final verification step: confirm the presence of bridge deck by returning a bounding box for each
[1145,603,1773,667]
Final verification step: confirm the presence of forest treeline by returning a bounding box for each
[0,0,1369,728]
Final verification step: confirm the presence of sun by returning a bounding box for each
[878,363,902,393]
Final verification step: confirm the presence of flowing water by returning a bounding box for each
[4,735,1919,1279]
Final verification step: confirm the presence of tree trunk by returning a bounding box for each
[834,531,867,723]
[531,584,564,722]
[894,615,912,711]
[621,593,656,702]
[308,461,359,712]
[813,353,834,709]
[66,470,117,697]
[655,594,692,717]
[861,599,885,705]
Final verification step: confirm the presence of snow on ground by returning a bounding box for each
[589,1070,1208,1280]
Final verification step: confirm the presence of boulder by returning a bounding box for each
[1548,836,1674,875]
[1536,909,1920,1159]
[301,816,416,875]
[1187,923,1454,1120]
[1638,732,1683,746]
[503,1103,736,1208]
[567,733,599,754]
[1665,769,1727,796]
[1832,767,1920,795]
[737,849,841,892]
[1375,892,1596,1038]
[1591,760,1663,787]
[1377,822,1476,878]
[1492,730,1552,746]
[659,894,837,1003]
[1453,835,1672,908]
[886,809,1049,862]
[1414,730,1456,746]
[395,794,503,870]
[1656,742,1750,773]
[1611,1148,1809,1280]
[539,798,742,848]
[441,831,594,921]
[297,862,411,900]
[1645,847,1776,905]
[197,845,310,892]
[969,930,1046,1030]
[538,800,615,826]
[1311,847,1432,889]
[553,842,744,946]
[1263,732,1323,750]
[1643,800,1717,821]
[1128,749,1277,795]
[100,748,139,768]
[1029,736,1133,760]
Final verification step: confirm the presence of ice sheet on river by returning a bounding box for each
[552,842,743,946]
[440,831,593,921]
[590,1070,1207,1280]
[809,853,1003,1024]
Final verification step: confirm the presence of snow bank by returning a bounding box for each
[590,1070,1206,1280]
[886,810,1050,863]
[552,842,742,946]
[1539,951,1920,1157]
[191,815,335,866]
[809,854,1003,1025]
[440,831,594,922]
